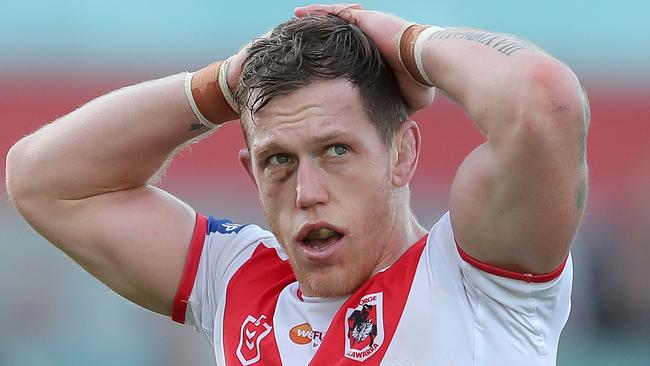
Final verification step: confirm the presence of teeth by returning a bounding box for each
[305,228,338,240]
[310,240,329,250]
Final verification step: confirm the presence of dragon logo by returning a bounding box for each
[348,304,378,346]
[344,292,384,361]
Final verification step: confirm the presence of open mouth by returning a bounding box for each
[302,228,343,251]
[295,223,346,260]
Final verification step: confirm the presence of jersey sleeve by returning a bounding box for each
[171,212,279,342]
[426,212,573,362]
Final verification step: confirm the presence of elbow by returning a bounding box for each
[519,58,590,137]
[6,137,38,211]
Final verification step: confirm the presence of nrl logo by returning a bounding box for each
[344,292,384,362]
[236,314,272,365]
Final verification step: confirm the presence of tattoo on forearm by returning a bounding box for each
[576,174,588,212]
[188,122,205,132]
[579,89,591,162]
[576,91,590,212]
[429,30,527,56]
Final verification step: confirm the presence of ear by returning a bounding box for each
[238,148,259,192]
[391,120,421,187]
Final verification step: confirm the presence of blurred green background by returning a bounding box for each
[1,1,649,365]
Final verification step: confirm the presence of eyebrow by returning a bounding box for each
[252,130,353,159]
[313,130,352,146]
[252,142,284,160]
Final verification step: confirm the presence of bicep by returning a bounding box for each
[449,122,587,274]
[21,185,196,316]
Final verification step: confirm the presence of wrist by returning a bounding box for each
[397,24,445,87]
[185,59,240,128]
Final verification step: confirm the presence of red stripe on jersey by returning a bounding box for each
[309,235,428,365]
[223,244,296,366]
[172,212,208,324]
[456,242,567,283]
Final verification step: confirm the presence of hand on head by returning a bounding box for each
[294,3,435,114]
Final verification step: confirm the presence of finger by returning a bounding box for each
[294,4,363,18]
[294,4,328,17]
[294,3,362,14]
[338,3,364,10]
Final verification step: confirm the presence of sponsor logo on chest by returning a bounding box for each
[344,292,385,362]
[289,322,325,349]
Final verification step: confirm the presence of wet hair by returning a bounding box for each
[234,14,409,145]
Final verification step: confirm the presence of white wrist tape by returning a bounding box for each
[218,57,239,113]
[414,26,445,87]
[395,22,417,67]
[184,71,219,129]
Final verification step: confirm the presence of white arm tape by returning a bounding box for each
[184,71,219,130]
[395,22,417,66]
[414,26,445,87]
[218,57,239,114]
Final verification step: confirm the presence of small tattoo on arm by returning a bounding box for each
[576,174,588,212]
[430,30,527,56]
[188,122,205,132]
[576,90,591,212]
[579,89,591,163]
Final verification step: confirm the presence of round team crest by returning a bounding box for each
[344,292,384,361]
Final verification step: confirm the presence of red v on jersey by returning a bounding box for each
[223,244,294,365]
[222,236,427,365]
[309,237,427,365]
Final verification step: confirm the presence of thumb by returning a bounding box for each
[294,4,364,19]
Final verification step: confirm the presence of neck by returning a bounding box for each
[372,203,427,274]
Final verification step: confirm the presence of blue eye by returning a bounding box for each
[268,154,292,165]
[326,144,348,157]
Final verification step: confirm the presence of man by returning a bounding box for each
[5,3,589,365]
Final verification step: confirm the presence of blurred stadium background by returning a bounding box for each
[1,1,649,365]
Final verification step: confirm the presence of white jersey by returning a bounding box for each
[172,212,572,365]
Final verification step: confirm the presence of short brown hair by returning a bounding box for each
[235,14,408,145]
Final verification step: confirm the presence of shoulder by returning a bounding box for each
[196,214,285,257]
[425,211,572,300]
[174,214,289,326]
[420,212,573,362]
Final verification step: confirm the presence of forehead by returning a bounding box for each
[244,79,378,150]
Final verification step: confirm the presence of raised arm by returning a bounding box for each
[420,28,588,274]
[5,54,242,315]
[295,4,589,274]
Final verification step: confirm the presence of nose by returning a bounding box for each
[295,159,328,209]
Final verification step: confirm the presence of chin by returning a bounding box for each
[295,263,372,298]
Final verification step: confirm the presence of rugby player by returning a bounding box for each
[6,4,589,365]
